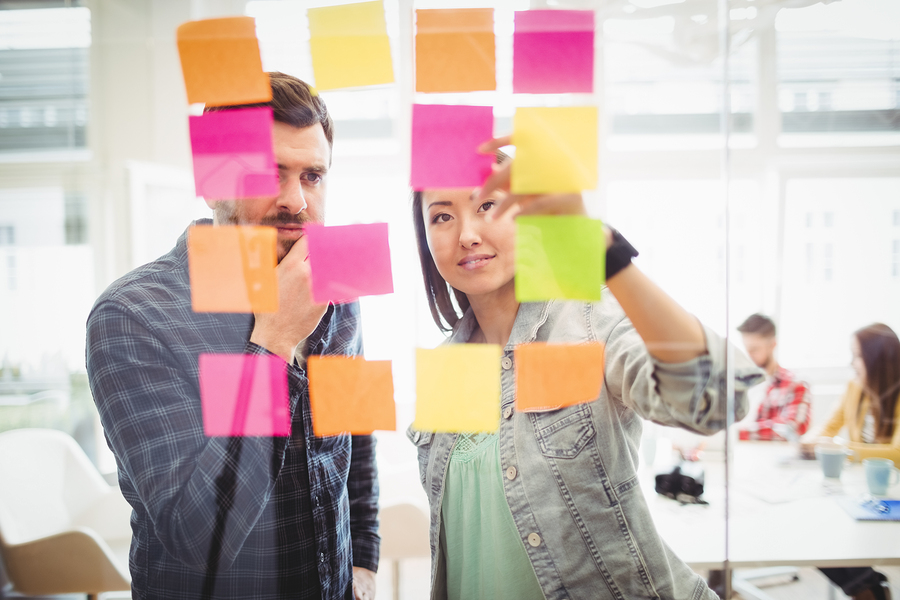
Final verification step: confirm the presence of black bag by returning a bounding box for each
[655,461,705,503]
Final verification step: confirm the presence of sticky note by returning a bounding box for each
[411,104,494,190]
[199,353,290,436]
[308,1,394,90]
[414,345,501,433]
[513,10,594,94]
[514,342,605,412]
[189,107,279,201]
[515,216,605,302]
[187,225,278,313]
[305,223,393,304]
[415,9,495,93]
[511,106,598,194]
[308,356,396,436]
[176,17,271,107]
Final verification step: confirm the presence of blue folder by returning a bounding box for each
[837,497,900,521]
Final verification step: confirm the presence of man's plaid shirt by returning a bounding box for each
[739,366,811,441]
[86,221,379,599]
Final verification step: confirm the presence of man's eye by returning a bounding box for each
[303,173,322,184]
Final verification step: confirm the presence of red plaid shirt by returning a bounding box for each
[739,366,811,441]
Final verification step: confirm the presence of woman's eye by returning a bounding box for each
[431,213,451,224]
[478,201,495,213]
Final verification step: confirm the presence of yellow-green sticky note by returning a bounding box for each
[515,216,605,302]
[308,1,394,91]
[414,345,501,433]
[511,106,598,194]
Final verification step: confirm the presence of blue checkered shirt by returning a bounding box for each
[86,221,379,599]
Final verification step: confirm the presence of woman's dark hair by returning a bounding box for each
[855,323,900,439]
[412,190,470,332]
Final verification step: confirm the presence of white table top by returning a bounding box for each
[641,441,900,569]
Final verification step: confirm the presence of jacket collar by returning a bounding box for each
[447,301,553,350]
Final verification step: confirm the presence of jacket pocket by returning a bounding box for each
[406,426,433,488]
[532,404,596,459]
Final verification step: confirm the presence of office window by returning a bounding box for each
[893,209,900,226]
[823,243,833,281]
[64,193,87,245]
[823,211,834,227]
[0,5,90,153]
[893,240,900,278]
[5,255,15,292]
[0,226,13,246]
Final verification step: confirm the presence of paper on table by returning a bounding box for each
[515,215,605,302]
[308,1,394,90]
[305,222,393,304]
[511,106,598,194]
[199,353,290,436]
[513,10,594,94]
[308,355,396,436]
[514,342,604,412]
[415,8,495,93]
[176,16,271,107]
[187,225,278,313]
[189,107,279,200]
[414,345,501,433]
[410,104,494,190]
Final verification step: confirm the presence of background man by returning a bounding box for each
[736,313,812,441]
[86,73,379,599]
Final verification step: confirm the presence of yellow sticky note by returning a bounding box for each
[187,225,278,313]
[511,106,598,194]
[176,17,271,107]
[414,345,501,433]
[308,1,394,91]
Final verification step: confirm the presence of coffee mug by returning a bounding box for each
[815,443,850,479]
[863,458,900,496]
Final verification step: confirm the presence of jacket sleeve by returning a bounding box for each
[598,308,764,435]
[86,301,301,572]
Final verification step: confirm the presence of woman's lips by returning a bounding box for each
[458,254,494,271]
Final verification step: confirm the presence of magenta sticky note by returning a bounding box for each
[199,353,290,436]
[513,10,594,94]
[306,222,394,304]
[410,104,494,190]
[189,106,279,200]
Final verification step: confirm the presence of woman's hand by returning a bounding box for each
[476,136,587,220]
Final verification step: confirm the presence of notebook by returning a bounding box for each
[837,497,900,521]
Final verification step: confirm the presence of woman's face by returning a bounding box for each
[421,188,516,301]
[851,335,867,387]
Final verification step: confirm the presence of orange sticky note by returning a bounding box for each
[308,356,396,436]
[177,17,271,107]
[415,9,495,93]
[514,342,605,412]
[187,225,278,313]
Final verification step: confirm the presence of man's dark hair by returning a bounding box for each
[205,71,334,148]
[737,313,776,338]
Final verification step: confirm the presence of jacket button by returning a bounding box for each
[506,466,517,480]
[501,356,513,370]
[527,533,541,547]
[503,406,513,419]
[413,431,421,443]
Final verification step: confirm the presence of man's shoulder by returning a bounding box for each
[772,366,809,392]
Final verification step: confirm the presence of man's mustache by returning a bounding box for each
[258,213,311,227]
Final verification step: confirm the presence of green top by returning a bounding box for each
[441,432,545,600]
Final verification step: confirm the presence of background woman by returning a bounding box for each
[408,137,763,600]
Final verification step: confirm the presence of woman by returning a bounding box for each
[801,323,900,600]
[408,136,764,600]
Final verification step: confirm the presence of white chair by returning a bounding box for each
[379,500,430,600]
[0,428,132,599]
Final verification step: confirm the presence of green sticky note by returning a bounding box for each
[511,106,598,194]
[414,345,501,433]
[308,1,394,90]
[515,216,606,302]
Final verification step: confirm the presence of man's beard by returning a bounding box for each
[214,201,314,262]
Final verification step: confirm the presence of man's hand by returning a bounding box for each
[249,235,328,362]
[352,566,376,600]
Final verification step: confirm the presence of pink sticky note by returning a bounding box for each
[189,107,279,200]
[410,104,494,190]
[306,222,394,304]
[199,353,290,436]
[513,10,594,94]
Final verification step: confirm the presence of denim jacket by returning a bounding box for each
[408,298,764,600]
